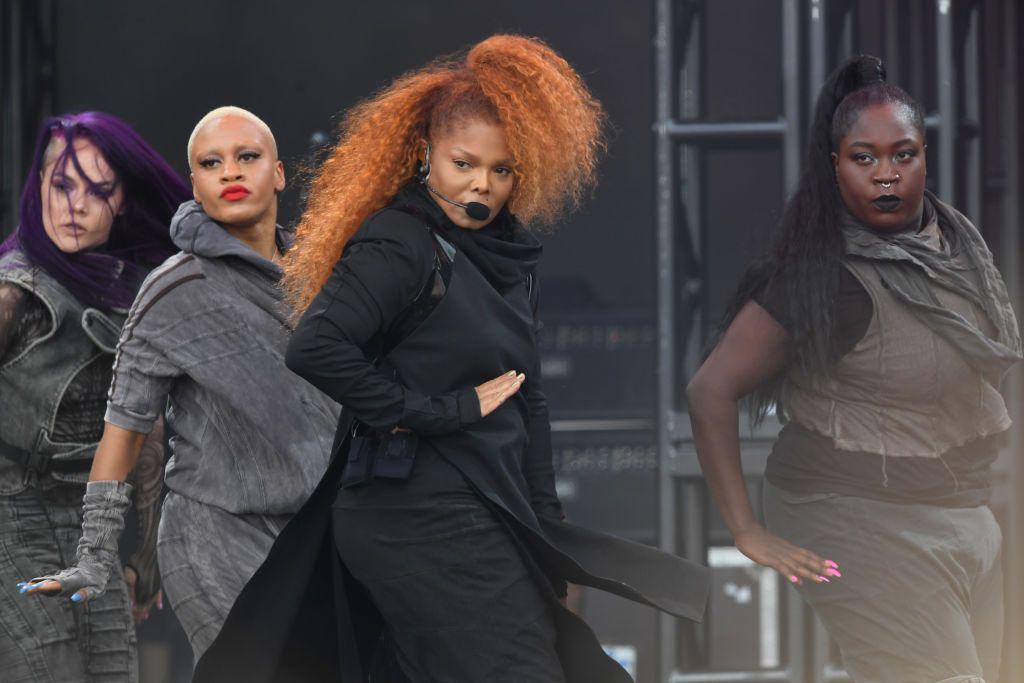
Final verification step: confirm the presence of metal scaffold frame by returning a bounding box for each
[652,1,996,681]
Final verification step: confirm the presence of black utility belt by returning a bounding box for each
[0,439,94,475]
[340,422,418,489]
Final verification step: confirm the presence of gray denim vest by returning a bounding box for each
[0,248,125,492]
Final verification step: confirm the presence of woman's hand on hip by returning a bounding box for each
[475,371,526,417]
[735,524,840,586]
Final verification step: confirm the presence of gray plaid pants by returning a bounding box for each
[0,486,136,682]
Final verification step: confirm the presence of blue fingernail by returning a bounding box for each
[71,593,81,603]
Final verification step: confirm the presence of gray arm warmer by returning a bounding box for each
[29,480,132,600]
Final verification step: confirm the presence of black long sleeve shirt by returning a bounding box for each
[285,205,562,520]
[286,209,481,435]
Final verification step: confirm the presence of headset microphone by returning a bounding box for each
[426,184,491,222]
[462,201,491,221]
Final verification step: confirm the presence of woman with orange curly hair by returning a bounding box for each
[195,35,709,683]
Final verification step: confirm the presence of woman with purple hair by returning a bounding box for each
[0,111,188,681]
[20,106,340,666]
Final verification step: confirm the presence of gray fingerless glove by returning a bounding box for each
[29,480,133,601]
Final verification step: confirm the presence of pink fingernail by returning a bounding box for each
[789,575,799,584]
[817,576,830,583]
[826,560,839,569]
[826,568,841,578]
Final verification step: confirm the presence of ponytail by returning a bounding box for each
[708,55,892,421]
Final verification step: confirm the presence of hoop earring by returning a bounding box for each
[416,144,431,184]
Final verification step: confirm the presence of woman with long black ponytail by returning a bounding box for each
[688,55,1019,681]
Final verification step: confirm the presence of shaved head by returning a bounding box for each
[187,106,277,168]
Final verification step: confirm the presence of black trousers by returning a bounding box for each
[332,464,564,683]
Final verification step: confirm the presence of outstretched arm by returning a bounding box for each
[19,422,149,601]
[687,301,837,585]
[21,265,181,604]
[88,421,148,482]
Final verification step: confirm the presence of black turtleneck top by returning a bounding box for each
[285,183,562,520]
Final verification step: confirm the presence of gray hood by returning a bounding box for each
[170,200,293,279]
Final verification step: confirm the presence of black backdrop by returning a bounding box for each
[52,0,656,311]
[38,4,816,680]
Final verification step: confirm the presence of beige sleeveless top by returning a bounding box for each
[782,219,1011,458]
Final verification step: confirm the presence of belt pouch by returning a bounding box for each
[370,432,418,480]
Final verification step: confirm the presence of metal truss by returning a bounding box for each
[653,1,983,681]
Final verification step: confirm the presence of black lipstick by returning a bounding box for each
[871,195,902,212]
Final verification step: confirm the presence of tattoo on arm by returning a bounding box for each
[127,418,165,603]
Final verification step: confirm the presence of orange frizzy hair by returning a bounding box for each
[282,34,606,316]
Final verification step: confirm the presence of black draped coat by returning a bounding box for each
[193,188,709,682]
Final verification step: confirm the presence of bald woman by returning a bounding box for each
[22,107,340,661]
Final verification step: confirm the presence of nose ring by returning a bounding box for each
[881,181,892,189]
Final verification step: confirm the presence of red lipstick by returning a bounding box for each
[220,185,251,202]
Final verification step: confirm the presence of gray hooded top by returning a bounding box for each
[105,201,340,515]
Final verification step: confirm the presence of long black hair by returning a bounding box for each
[712,55,926,421]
